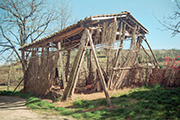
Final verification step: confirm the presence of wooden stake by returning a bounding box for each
[58,42,67,89]
[87,29,112,107]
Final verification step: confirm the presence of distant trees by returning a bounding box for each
[158,0,180,36]
[0,0,73,73]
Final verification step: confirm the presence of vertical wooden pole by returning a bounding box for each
[62,29,88,101]
[58,42,67,89]
[87,49,92,85]
[41,46,44,65]
[65,50,71,82]
[46,45,50,80]
[87,29,112,107]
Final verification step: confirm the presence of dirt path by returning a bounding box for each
[0,96,75,120]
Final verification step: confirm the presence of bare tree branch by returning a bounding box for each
[0,0,75,74]
[157,0,180,36]
[0,26,22,62]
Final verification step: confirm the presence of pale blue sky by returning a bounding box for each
[0,0,179,65]
[70,0,180,49]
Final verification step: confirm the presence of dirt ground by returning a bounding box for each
[0,96,76,120]
[0,87,132,120]
[54,87,132,108]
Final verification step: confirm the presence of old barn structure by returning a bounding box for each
[19,11,158,106]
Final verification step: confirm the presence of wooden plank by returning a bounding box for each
[58,42,67,89]
[61,29,88,101]
[87,29,112,107]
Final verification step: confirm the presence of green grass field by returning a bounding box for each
[1,85,180,120]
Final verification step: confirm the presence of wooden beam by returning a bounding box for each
[61,29,88,101]
[85,46,123,50]
[70,43,88,96]
[140,44,156,66]
[87,29,112,107]
[58,42,67,89]
[20,27,84,51]
[143,36,159,67]
[70,32,89,97]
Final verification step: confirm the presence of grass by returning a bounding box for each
[1,85,180,119]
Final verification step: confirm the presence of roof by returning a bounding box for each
[19,11,149,51]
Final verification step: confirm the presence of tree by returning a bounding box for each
[0,0,73,73]
[157,0,180,36]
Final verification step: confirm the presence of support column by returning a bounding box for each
[65,50,71,82]
[58,42,66,89]
[87,29,112,107]
[62,29,88,101]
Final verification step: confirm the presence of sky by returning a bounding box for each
[69,0,180,49]
[0,0,179,65]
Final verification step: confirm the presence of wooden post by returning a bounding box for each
[41,46,44,65]
[65,50,71,81]
[87,49,92,85]
[46,45,50,82]
[87,29,112,107]
[58,42,67,89]
[70,46,88,96]
[62,29,88,101]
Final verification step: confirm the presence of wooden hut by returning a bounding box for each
[19,11,157,106]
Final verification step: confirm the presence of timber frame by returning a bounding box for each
[19,11,157,107]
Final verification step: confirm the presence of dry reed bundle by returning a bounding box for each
[25,47,59,97]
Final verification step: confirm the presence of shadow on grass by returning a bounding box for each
[1,87,180,119]
[63,87,180,120]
